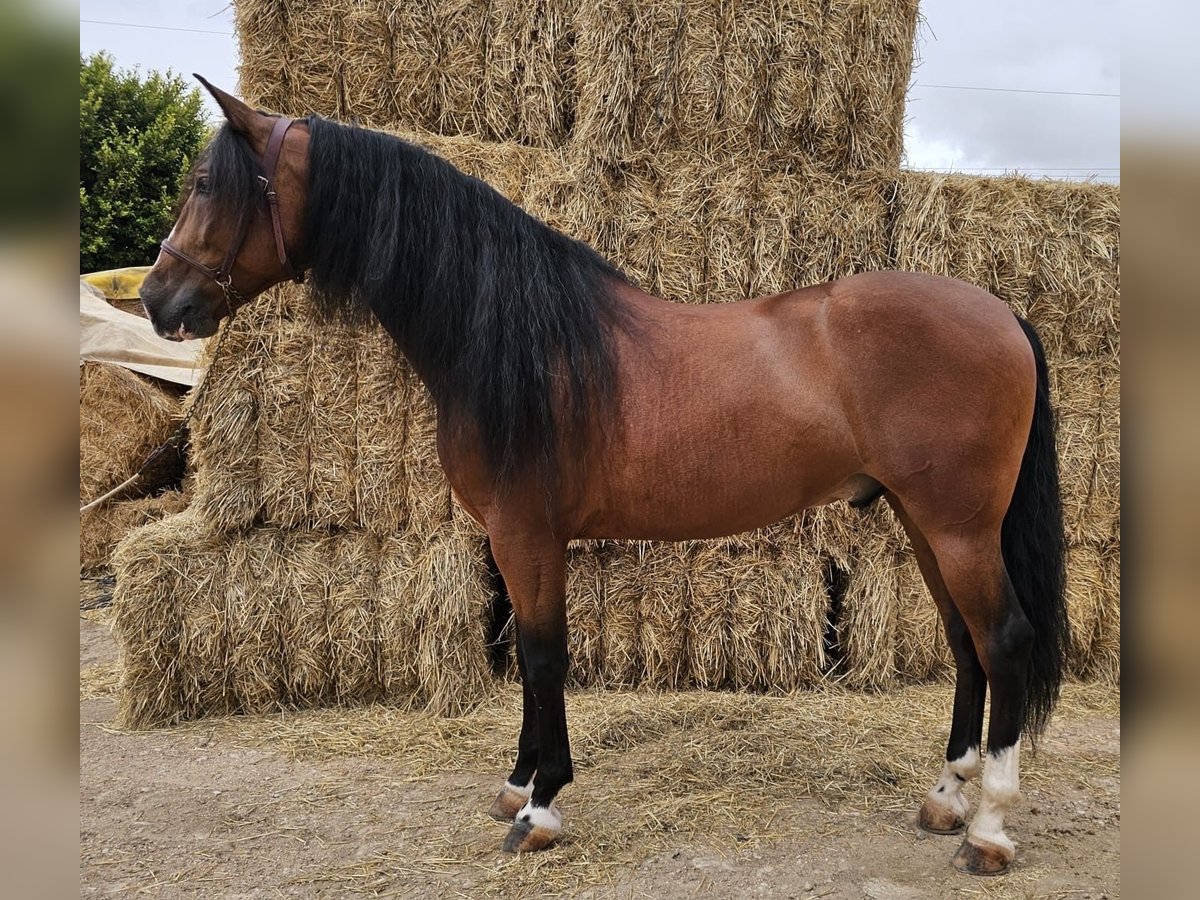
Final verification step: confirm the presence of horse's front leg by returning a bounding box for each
[488,633,539,821]
[487,531,571,852]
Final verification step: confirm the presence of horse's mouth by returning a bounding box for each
[153,322,193,342]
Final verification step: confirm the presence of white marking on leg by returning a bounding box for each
[968,744,1020,854]
[927,746,981,819]
[504,778,534,799]
[516,799,562,833]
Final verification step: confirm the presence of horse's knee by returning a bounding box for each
[522,643,569,692]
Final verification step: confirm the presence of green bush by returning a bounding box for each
[79,53,208,273]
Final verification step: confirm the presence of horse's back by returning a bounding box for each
[584,272,1034,540]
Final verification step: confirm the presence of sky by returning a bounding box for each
[79,0,1119,183]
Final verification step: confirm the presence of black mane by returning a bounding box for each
[300,116,633,493]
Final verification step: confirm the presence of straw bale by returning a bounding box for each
[890,171,1121,359]
[262,1,344,120]
[684,542,731,689]
[113,513,497,727]
[566,543,605,686]
[376,531,422,704]
[483,0,576,146]
[432,1,493,137]
[276,529,335,708]
[236,1,915,165]
[172,540,234,720]
[338,0,397,127]
[1090,542,1121,685]
[726,543,788,690]
[1064,539,1116,678]
[111,509,219,727]
[407,521,493,714]
[633,543,690,689]
[79,362,181,506]
[818,501,951,688]
[587,156,891,305]
[224,531,288,714]
[237,1,572,143]
[231,0,291,114]
[187,308,271,531]
[753,167,893,294]
[255,321,312,526]
[766,539,831,689]
[355,326,412,535]
[404,383,452,534]
[1053,355,1121,546]
[79,489,189,574]
[836,521,900,690]
[892,552,952,681]
[571,0,917,166]
[327,532,384,703]
[599,542,646,687]
[304,319,360,527]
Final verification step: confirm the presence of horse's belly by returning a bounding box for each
[580,440,865,542]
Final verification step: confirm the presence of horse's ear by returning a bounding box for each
[194,74,273,149]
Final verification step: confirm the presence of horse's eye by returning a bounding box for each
[196,175,211,194]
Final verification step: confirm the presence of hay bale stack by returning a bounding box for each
[115,4,1120,722]
[234,0,917,171]
[111,511,493,728]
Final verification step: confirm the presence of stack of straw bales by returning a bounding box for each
[112,0,1118,728]
[79,363,188,573]
[234,0,917,172]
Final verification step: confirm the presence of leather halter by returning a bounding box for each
[160,116,304,315]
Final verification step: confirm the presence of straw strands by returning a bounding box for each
[80,362,187,573]
[112,510,494,728]
[79,489,189,574]
[571,0,917,168]
[79,362,182,508]
[233,0,917,171]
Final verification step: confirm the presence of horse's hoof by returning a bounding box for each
[918,798,966,835]
[488,782,532,823]
[501,802,561,853]
[952,835,1014,876]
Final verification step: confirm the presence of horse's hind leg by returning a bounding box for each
[923,526,1034,876]
[888,495,985,836]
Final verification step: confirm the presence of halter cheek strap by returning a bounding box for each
[160,116,304,314]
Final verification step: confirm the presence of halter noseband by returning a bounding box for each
[160,116,304,315]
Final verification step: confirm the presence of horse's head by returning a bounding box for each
[140,77,309,340]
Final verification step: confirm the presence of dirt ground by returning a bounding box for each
[80,612,1119,899]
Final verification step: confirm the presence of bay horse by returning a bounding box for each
[140,79,1068,876]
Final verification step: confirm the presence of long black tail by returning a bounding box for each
[1003,317,1070,737]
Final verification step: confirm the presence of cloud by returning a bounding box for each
[905,0,1119,179]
